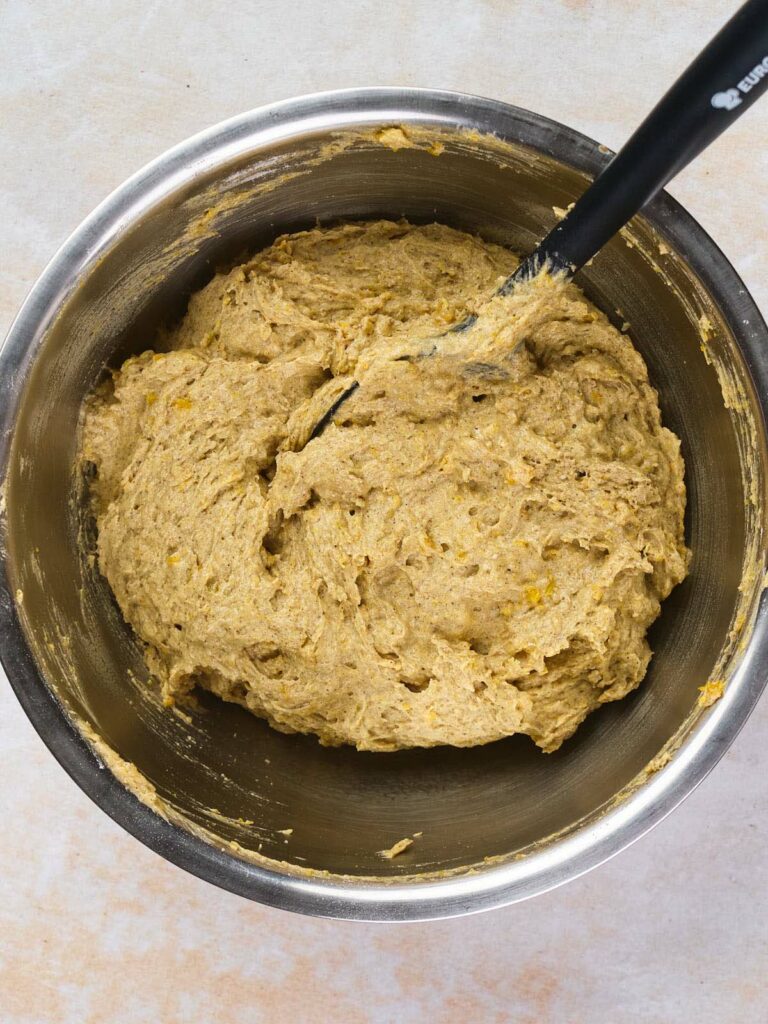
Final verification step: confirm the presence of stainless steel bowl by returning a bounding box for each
[2,88,767,921]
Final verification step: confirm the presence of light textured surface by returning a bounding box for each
[1,1,767,1021]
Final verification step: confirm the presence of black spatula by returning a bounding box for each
[311,0,768,439]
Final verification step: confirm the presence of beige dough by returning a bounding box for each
[82,220,689,753]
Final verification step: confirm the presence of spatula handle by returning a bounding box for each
[506,0,768,289]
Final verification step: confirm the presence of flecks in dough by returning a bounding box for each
[82,221,689,753]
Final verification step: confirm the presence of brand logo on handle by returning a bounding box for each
[711,88,742,111]
[711,56,768,110]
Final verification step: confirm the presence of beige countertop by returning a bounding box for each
[2,1,767,1021]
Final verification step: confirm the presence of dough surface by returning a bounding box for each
[82,221,689,752]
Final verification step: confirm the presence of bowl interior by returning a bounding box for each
[2,113,762,879]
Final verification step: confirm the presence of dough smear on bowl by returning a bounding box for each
[81,220,689,752]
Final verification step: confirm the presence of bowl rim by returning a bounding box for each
[2,86,768,922]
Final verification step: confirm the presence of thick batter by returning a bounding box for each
[82,221,689,752]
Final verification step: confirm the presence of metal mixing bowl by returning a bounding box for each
[2,89,768,921]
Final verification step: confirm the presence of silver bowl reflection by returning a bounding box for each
[1,89,767,920]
